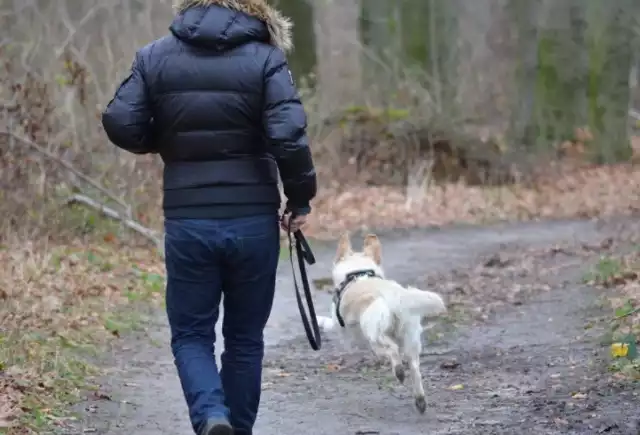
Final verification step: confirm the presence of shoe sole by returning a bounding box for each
[208,425,234,435]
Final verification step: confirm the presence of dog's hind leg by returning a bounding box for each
[403,321,427,414]
[369,335,404,383]
[359,300,404,383]
[408,356,426,413]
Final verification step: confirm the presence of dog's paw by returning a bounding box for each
[415,395,427,414]
[317,316,335,331]
[394,365,405,384]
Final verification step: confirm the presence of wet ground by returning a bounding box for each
[74,219,639,435]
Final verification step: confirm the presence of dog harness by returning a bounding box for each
[333,269,380,328]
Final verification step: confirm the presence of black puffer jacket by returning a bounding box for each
[102,0,317,219]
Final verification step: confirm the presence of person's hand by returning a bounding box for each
[280,212,308,233]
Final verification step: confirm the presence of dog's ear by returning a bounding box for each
[363,234,382,264]
[335,232,352,262]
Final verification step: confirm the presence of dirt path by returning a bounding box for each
[75,219,639,435]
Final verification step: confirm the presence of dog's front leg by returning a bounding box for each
[318,301,339,332]
[317,315,335,331]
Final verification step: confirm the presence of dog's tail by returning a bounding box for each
[400,287,446,318]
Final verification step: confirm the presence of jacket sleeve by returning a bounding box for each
[262,48,317,215]
[101,52,155,155]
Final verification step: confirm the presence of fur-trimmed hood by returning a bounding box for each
[172,0,292,52]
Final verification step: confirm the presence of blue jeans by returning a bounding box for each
[164,215,280,435]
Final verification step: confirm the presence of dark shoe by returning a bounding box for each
[200,418,233,435]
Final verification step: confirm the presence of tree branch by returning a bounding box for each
[66,194,163,255]
[0,130,129,211]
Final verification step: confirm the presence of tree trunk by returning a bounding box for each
[506,0,541,150]
[511,0,587,152]
[313,0,362,113]
[585,0,635,163]
[274,0,316,80]
[455,0,519,134]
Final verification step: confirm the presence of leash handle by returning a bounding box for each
[287,226,322,350]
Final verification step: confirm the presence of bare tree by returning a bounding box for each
[312,0,362,113]
[584,0,636,162]
[1,0,173,240]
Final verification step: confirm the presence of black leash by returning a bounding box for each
[286,226,322,350]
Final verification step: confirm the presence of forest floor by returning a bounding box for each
[68,217,640,435]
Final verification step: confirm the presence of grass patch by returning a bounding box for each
[278,236,320,261]
[424,303,469,343]
[584,253,640,380]
[0,238,165,434]
[279,240,292,260]
[312,277,333,291]
[605,300,640,380]
[582,256,625,285]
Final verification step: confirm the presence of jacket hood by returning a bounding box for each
[171,0,293,52]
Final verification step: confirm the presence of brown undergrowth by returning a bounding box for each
[304,161,640,239]
[0,234,165,433]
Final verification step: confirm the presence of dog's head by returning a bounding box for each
[332,232,385,286]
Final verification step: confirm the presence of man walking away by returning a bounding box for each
[101,1,317,434]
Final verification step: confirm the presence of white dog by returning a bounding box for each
[317,233,446,413]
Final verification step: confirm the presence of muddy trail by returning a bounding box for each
[76,219,639,435]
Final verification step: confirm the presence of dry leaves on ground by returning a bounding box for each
[0,237,165,433]
[423,246,567,325]
[421,233,635,328]
[0,376,21,430]
[303,163,640,239]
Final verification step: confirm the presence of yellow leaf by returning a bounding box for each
[448,384,464,391]
[326,363,341,372]
[571,392,587,399]
[611,342,629,358]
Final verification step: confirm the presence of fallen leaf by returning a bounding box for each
[571,392,588,399]
[598,423,620,433]
[0,414,14,428]
[484,253,512,268]
[610,342,629,358]
[448,384,464,391]
[325,363,341,372]
[440,360,461,370]
[92,391,112,401]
